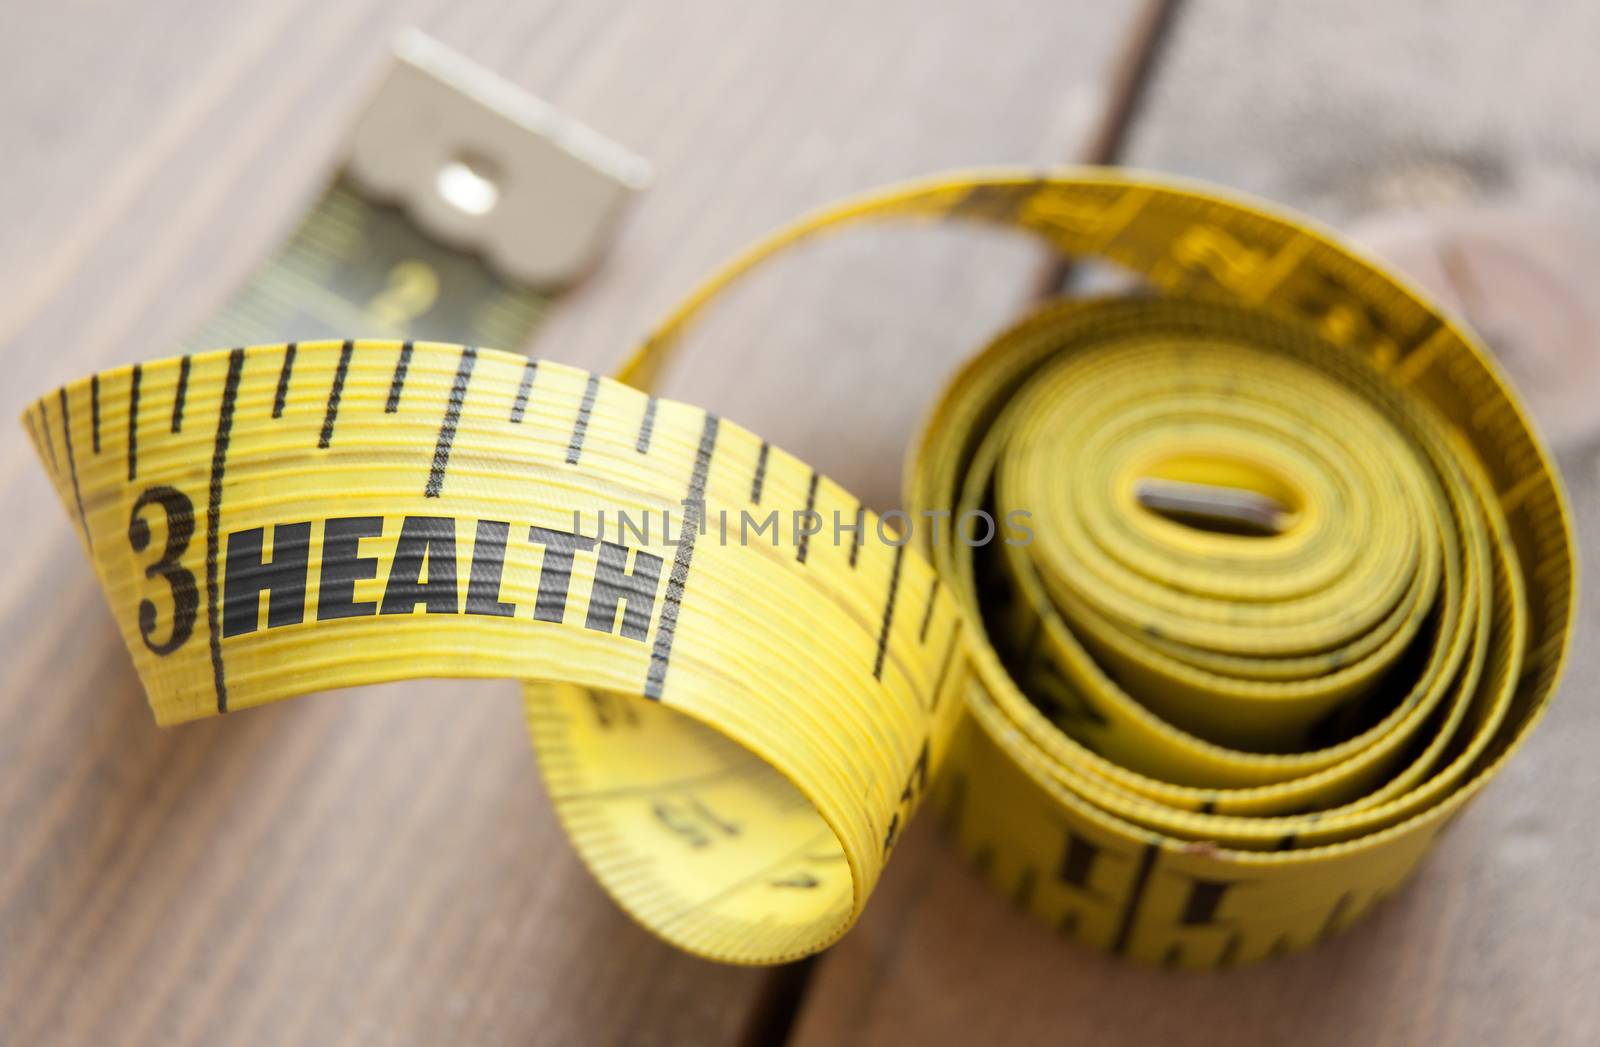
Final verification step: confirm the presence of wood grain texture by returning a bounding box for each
[790,2,1600,1044]
[0,1,1144,1043]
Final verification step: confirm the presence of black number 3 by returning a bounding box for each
[128,486,198,655]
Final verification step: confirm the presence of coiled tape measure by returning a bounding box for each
[22,38,1576,970]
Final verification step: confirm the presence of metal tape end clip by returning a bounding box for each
[345,28,651,289]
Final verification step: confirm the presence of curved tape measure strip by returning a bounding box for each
[23,170,1576,967]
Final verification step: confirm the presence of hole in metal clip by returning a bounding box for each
[435,152,501,216]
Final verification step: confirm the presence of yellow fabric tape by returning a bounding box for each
[23,170,1576,967]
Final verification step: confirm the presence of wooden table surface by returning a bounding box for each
[3,1,1598,1043]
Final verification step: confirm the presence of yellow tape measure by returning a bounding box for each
[23,170,1575,968]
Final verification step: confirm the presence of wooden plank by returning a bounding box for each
[791,2,1600,1044]
[0,1,1146,1043]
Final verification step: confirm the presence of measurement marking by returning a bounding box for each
[1024,612,1045,663]
[318,340,354,448]
[636,396,658,453]
[1243,236,1313,300]
[566,372,602,464]
[38,400,58,474]
[796,469,819,564]
[273,342,297,419]
[1499,470,1543,514]
[58,388,92,551]
[681,828,835,917]
[918,577,941,642]
[1014,866,1038,909]
[1472,393,1513,431]
[23,405,42,464]
[90,375,101,453]
[644,412,720,700]
[424,346,477,498]
[1394,325,1452,384]
[939,770,969,833]
[384,341,412,413]
[1110,842,1160,955]
[127,365,141,481]
[929,620,960,711]
[750,441,770,503]
[207,348,246,713]
[509,359,537,423]
[1317,891,1354,943]
[847,504,865,568]
[171,353,191,432]
[873,544,906,680]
